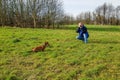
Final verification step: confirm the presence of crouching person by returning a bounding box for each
[76,22,89,43]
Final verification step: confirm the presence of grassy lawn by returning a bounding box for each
[0,25,120,80]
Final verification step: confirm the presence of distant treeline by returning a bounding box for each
[65,3,120,25]
[0,0,64,28]
[0,1,120,28]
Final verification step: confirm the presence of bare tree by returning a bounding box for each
[0,0,2,26]
[115,6,120,25]
[106,4,115,25]
[0,0,64,28]
[84,12,91,24]
[102,3,107,24]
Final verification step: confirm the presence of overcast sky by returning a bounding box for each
[63,0,120,17]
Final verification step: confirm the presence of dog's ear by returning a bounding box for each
[45,41,48,44]
[32,48,35,52]
[45,41,49,46]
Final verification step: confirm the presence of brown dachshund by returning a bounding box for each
[32,42,49,52]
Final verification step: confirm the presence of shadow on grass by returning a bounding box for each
[61,26,120,32]
[88,27,120,32]
[20,50,33,56]
[0,49,3,52]
[89,40,120,44]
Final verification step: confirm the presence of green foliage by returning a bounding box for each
[0,25,120,80]
[12,38,21,43]
[84,64,106,77]
[7,75,19,80]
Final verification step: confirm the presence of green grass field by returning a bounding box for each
[0,25,120,80]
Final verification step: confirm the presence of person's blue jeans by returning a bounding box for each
[76,33,88,43]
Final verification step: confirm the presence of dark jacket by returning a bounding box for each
[76,25,89,38]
